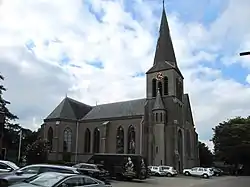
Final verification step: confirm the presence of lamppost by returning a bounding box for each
[239,51,250,56]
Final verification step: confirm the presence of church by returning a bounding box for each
[41,5,199,172]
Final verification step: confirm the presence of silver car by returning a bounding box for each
[9,172,112,187]
[0,160,19,173]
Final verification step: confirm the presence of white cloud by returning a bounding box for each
[0,0,250,146]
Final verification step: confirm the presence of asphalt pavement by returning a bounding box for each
[111,176,250,187]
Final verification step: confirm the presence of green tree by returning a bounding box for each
[0,74,18,159]
[26,139,50,164]
[199,141,213,167]
[212,116,250,167]
[0,74,18,122]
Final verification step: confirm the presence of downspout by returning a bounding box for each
[140,116,144,155]
[75,120,79,163]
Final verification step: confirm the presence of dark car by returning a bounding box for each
[73,163,110,181]
[0,164,79,186]
[212,168,223,176]
[9,172,111,187]
[88,153,148,180]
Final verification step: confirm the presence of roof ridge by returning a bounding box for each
[94,98,145,107]
[66,97,90,106]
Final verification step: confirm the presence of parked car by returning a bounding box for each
[0,164,79,186]
[8,172,112,187]
[73,163,110,181]
[88,153,148,180]
[159,165,178,177]
[183,167,213,178]
[211,167,223,176]
[0,160,19,173]
[148,166,166,176]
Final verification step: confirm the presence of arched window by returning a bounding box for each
[63,128,72,153]
[152,79,157,97]
[47,127,53,151]
[155,113,158,122]
[93,128,100,153]
[127,125,136,154]
[116,126,124,153]
[158,81,162,95]
[84,128,91,153]
[160,113,163,122]
[164,76,168,95]
[186,130,191,156]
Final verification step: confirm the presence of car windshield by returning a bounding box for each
[161,167,169,170]
[27,172,66,187]
[6,161,19,170]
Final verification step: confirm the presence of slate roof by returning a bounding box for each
[183,94,194,125]
[82,98,146,120]
[45,97,92,121]
[146,61,183,77]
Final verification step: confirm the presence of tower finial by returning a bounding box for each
[65,93,67,98]
[163,0,165,8]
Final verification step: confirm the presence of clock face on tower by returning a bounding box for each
[156,72,163,80]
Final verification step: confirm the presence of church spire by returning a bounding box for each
[153,2,177,66]
[153,89,165,110]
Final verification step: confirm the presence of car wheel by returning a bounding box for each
[184,172,190,176]
[216,173,219,176]
[156,173,161,177]
[167,173,172,177]
[203,174,209,178]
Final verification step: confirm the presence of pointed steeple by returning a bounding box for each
[146,2,183,78]
[153,89,165,110]
[154,2,176,65]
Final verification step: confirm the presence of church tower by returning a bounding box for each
[145,2,185,168]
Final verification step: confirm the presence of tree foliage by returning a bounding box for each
[199,141,213,167]
[0,74,18,122]
[1,73,38,160]
[212,116,250,166]
[26,139,50,164]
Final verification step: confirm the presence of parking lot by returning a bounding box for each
[111,176,249,187]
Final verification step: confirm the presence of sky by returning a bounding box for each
[0,0,250,151]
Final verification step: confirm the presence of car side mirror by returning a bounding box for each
[16,170,23,175]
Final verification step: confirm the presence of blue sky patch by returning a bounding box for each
[166,0,227,24]
[133,72,145,78]
[85,1,104,23]
[25,40,36,51]
[87,60,104,69]
[201,58,248,84]
[59,53,71,65]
